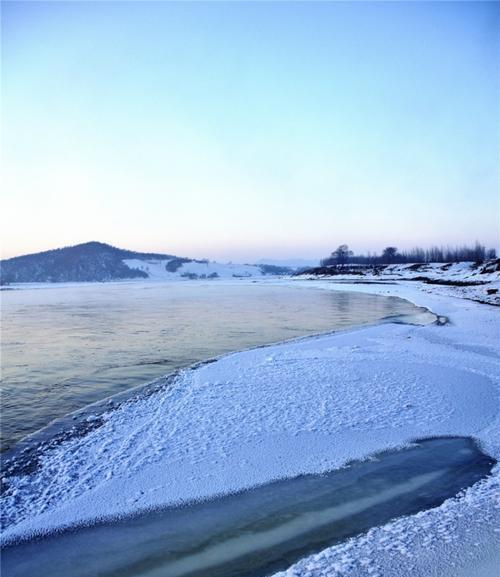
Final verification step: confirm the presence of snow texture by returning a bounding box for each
[1,280,499,577]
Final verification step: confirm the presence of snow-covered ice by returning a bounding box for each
[1,279,499,576]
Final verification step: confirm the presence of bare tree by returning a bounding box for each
[320,242,494,266]
[331,244,353,267]
[382,246,398,264]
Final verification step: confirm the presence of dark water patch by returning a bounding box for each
[135,359,173,366]
[1,437,495,577]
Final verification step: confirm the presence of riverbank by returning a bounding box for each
[3,282,411,452]
[295,259,500,306]
[2,281,499,576]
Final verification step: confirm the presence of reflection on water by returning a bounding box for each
[1,281,425,450]
[1,437,494,577]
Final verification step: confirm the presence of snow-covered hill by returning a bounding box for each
[123,258,280,280]
[0,242,292,284]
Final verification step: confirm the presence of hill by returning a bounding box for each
[0,242,178,284]
[0,242,292,284]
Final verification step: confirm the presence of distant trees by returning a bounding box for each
[165,257,193,272]
[320,242,497,267]
[258,264,293,275]
[333,245,353,266]
[382,247,398,264]
[321,245,354,267]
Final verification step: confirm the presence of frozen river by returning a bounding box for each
[2,437,494,577]
[1,280,426,451]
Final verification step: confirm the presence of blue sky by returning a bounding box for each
[2,1,499,261]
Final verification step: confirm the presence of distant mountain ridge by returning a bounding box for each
[0,242,179,284]
[0,242,292,284]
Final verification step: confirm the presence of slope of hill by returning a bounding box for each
[0,242,179,284]
[0,242,292,284]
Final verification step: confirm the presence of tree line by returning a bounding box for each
[321,242,497,267]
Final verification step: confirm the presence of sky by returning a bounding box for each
[1,1,499,262]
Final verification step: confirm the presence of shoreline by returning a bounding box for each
[1,285,432,461]
[1,280,499,576]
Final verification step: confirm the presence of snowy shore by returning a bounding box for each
[1,280,499,575]
[295,259,500,306]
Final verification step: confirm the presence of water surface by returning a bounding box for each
[1,437,494,577]
[1,281,428,450]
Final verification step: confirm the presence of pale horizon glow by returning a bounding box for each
[2,1,499,262]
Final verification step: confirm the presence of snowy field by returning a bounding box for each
[122,258,267,280]
[1,278,500,576]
